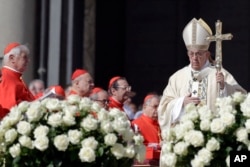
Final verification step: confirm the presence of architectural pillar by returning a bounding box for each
[84,0,96,77]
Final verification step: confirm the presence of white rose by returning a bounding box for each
[184,130,204,147]
[191,156,205,167]
[198,106,213,120]
[210,118,226,134]
[161,142,173,153]
[236,127,248,143]
[218,105,234,116]
[68,129,82,144]
[9,143,21,158]
[112,117,130,134]
[104,133,117,146]
[40,98,50,105]
[232,91,246,103]
[81,115,98,131]
[174,121,194,140]
[0,127,7,140]
[63,105,78,116]
[133,134,144,145]
[78,146,96,162]
[97,109,109,121]
[240,97,250,118]
[111,143,125,159]
[26,101,45,122]
[216,96,233,108]
[206,137,220,151]
[182,120,194,131]
[160,152,177,167]
[81,137,98,150]
[18,135,33,149]
[200,119,211,131]
[17,121,31,135]
[174,124,188,140]
[5,128,18,143]
[100,120,114,133]
[244,119,250,132]
[33,125,49,139]
[124,145,135,158]
[0,116,13,129]
[91,102,101,112]
[34,136,49,151]
[79,97,93,111]
[121,129,134,142]
[109,108,126,119]
[8,107,22,125]
[173,141,188,155]
[185,109,199,121]
[220,112,235,127]
[46,98,62,111]
[17,101,30,113]
[248,143,250,151]
[54,134,69,151]
[62,114,76,126]
[185,103,197,112]
[48,112,63,127]
[135,144,146,163]
[67,94,81,105]
[197,148,212,165]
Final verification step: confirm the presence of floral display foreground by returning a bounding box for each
[0,95,146,167]
[160,92,250,167]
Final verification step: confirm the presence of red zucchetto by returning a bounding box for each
[71,69,88,80]
[144,94,155,103]
[91,87,103,94]
[108,76,121,89]
[4,42,20,55]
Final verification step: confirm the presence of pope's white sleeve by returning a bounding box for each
[171,97,185,123]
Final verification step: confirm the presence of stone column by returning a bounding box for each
[47,0,62,86]
[83,0,96,77]
[0,0,36,82]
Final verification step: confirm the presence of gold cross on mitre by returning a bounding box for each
[206,20,233,71]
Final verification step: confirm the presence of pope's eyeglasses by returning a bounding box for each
[188,51,207,57]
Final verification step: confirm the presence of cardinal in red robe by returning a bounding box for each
[0,42,35,118]
[132,94,162,146]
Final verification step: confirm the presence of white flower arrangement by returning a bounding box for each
[0,95,146,167]
[161,91,250,167]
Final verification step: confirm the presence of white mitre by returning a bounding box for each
[183,18,213,51]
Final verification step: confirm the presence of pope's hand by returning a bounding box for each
[183,93,200,106]
[216,71,225,89]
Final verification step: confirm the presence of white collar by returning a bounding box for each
[3,66,22,74]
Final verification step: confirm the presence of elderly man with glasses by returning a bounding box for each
[107,76,133,116]
[90,87,109,110]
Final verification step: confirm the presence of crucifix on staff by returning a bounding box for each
[206,20,233,72]
[206,20,233,97]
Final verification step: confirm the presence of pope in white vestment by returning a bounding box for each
[158,18,246,167]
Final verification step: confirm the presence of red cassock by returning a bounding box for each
[132,114,161,145]
[108,96,124,111]
[0,67,35,118]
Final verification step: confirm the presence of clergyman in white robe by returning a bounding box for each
[158,61,246,167]
[158,61,246,135]
[158,18,247,167]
